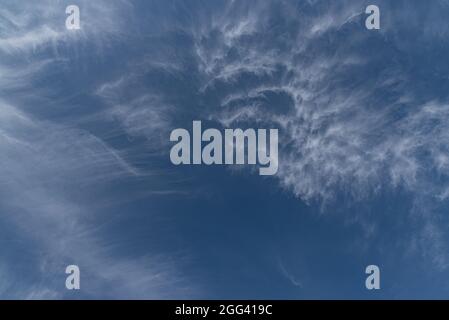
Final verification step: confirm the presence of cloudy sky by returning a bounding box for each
[1,0,449,299]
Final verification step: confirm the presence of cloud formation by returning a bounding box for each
[0,0,197,299]
[3,0,449,298]
[95,0,449,268]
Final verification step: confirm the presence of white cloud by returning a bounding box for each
[0,100,196,298]
[175,0,449,270]
[0,0,197,299]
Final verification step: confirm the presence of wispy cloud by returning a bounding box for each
[0,99,197,298]
[3,0,449,298]
[140,0,449,269]
[0,0,198,299]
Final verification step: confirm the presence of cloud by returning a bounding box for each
[0,99,197,298]
[0,0,132,54]
[3,0,449,297]
[0,0,198,299]
[180,0,449,204]
[91,0,449,214]
[127,0,449,269]
[278,260,302,288]
[96,79,175,147]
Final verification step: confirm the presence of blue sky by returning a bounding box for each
[1,0,449,299]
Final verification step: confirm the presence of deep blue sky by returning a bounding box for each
[1,0,449,299]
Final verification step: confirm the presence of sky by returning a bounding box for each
[1,0,449,299]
